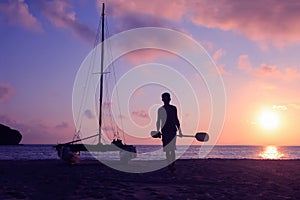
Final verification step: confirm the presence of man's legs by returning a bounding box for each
[163,134,176,172]
[170,150,176,171]
[166,151,171,164]
[166,150,176,172]
[170,150,175,163]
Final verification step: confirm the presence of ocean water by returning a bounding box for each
[0,145,299,160]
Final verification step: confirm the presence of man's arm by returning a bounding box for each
[174,107,183,137]
[177,125,183,137]
[156,108,161,132]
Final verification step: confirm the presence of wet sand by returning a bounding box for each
[0,159,299,199]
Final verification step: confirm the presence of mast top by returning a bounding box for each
[102,3,105,16]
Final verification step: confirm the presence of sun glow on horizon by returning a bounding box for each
[259,110,280,130]
[259,145,284,159]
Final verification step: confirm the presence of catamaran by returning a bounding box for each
[55,3,137,163]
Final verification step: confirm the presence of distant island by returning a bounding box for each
[0,124,22,145]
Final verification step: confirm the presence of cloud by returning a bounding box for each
[131,109,149,119]
[98,0,186,31]
[118,114,127,119]
[272,103,300,111]
[110,27,198,65]
[284,67,300,80]
[0,114,28,133]
[217,64,231,76]
[256,64,282,78]
[133,88,145,96]
[100,0,300,47]
[111,12,165,31]
[0,83,14,102]
[0,114,73,144]
[261,84,277,90]
[288,104,300,110]
[124,49,171,65]
[39,0,95,43]
[103,102,113,109]
[97,1,223,64]
[211,49,230,75]
[0,0,95,43]
[237,54,300,80]
[199,40,215,52]
[213,48,225,62]
[0,0,42,32]
[238,55,253,73]
[55,121,69,129]
[273,104,300,110]
[102,125,115,132]
[189,0,300,47]
[3,1,299,47]
[272,105,288,111]
[84,109,95,119]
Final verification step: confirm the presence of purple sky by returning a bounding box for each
[0,0,300,145]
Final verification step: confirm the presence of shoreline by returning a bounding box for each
[1,145,299,160]
[11,144,300,146]
[1,159,299,199]
[1,158,300,161]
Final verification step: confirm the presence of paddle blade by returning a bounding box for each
[150,131,161,138]
[195,132,209,142]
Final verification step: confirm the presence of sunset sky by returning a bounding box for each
[0,0,300,145]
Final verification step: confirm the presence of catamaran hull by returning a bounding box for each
[55,143,137,163]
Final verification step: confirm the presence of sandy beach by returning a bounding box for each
[0,159,299,199]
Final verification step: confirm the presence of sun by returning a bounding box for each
[259,110,280,130]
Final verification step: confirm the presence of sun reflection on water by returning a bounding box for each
[259,145,284,159]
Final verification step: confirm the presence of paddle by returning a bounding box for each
[150,131,209,142]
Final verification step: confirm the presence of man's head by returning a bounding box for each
[161,92,171,104]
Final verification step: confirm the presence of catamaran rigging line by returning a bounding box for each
[55,3,137,163]
[73,3,125,144]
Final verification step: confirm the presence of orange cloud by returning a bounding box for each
[237,54,300,80]
[273,104,300,111]
[288,104,300,110]
[100,0,186,22]
[96,0,187,33]
[123,49,169,65]
[272,105,288,111]
[256,64,282,78]
[189,1,300,47]
[217,64,231,76]
[133,88,145,96]
[212,49,230,75]
[213,48,225,62]
[199,40,215,52]
[238,55,253,73]
[102,0,300,47]
[284,67,300,80]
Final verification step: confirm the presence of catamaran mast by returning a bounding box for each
[98,3,105,144]
[55,3,137,163]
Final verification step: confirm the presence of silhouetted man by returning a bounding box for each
[156,92,182,172]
